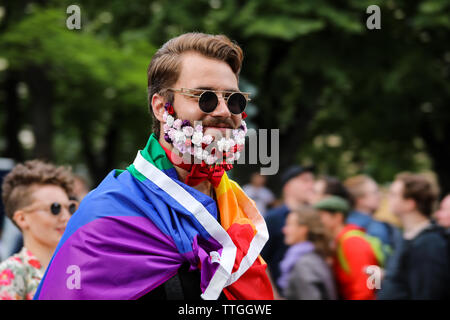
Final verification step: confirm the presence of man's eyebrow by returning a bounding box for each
[193,86,240,92]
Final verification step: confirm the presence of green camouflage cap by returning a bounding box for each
[313,195,350,214]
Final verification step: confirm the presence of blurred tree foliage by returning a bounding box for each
[0,0,449,196]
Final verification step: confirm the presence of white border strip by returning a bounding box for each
[224,181,269,286]
[133,151,237,300]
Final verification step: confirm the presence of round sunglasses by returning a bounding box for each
[168,88,251,115]
[23,201,78,216]
[50,202,77,215]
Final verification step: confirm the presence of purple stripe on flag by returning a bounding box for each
[37,216,186,300]
[186,235,223,293]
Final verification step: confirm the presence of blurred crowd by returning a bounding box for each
[250,166,450,300]
[0,159,449,300]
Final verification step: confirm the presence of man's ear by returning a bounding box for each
[12,210,28,231]
[151,93,166,123]
[405,198,417,213]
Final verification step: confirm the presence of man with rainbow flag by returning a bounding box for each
[34,32,274,300]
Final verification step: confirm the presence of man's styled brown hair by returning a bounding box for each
[2,160,75,225]
[395,173,439,217]
[147,32,244,138]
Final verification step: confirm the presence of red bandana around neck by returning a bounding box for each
[161,144,233,188]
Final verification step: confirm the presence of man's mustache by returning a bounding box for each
[200,117,236,129]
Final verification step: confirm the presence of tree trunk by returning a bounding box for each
[25,66,54,161]
[420,120,450,199]
[2,70,24,161]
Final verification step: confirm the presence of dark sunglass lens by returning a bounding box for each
[50,203,61,215]
[69,203,77,215]
[227,93,247,114]
[198,91,218,113]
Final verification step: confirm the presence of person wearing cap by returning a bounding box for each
[314,195,380,300]
[261,165,315,293]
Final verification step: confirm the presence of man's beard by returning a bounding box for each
[162,110,247,166]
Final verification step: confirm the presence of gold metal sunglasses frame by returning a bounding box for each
[167,87,251,102]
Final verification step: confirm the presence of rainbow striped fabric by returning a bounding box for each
[34,134,273,300]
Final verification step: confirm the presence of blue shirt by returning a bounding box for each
[261,204,290,289]
[346,210,399,247]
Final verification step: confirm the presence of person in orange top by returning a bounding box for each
[315,196,380,300]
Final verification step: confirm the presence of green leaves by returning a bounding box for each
[243,16,325,40]
[1,0,449,188]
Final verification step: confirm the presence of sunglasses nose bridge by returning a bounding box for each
[58,206,72,220]
[210,93,232,117]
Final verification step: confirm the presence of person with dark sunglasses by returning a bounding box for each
[35,33,274,301]
[0,160,75,300]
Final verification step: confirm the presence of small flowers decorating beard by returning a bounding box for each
[191,131,203,146]
[173,119,183,130]
[202,134,213,145]
[166,115,175,127]
[183,126,194,137]
[162,109,247,165]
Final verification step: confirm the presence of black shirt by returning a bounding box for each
[378,222,450,300]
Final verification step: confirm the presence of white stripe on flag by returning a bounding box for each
[133,151,237,300]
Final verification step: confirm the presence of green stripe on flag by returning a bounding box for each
[126,133,174,181]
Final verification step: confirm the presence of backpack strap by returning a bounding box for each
[337,229,385,274]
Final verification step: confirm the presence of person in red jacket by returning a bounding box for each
[314,196,380,300]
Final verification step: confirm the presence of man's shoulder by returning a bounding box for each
[367,219,397,241]
[339,227,374,252]
[295,251,324,269]
[81,169,139,204]
[410,225,448,252]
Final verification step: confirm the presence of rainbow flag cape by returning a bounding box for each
[34,134,273,300]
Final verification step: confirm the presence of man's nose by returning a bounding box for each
[210,94,231,118]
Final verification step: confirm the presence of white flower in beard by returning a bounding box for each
[168,128,176,141]
[217,138,227,152]
[236,133,246,146]
[174,130,186,143]
[173,119,183,130]
[192,131,203,146]
[183,126,194,137]
[202,134,213,145]
[166,115,175,127]
[225,139,235,151]
[163,123,170,132]
[234,152,241,161]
